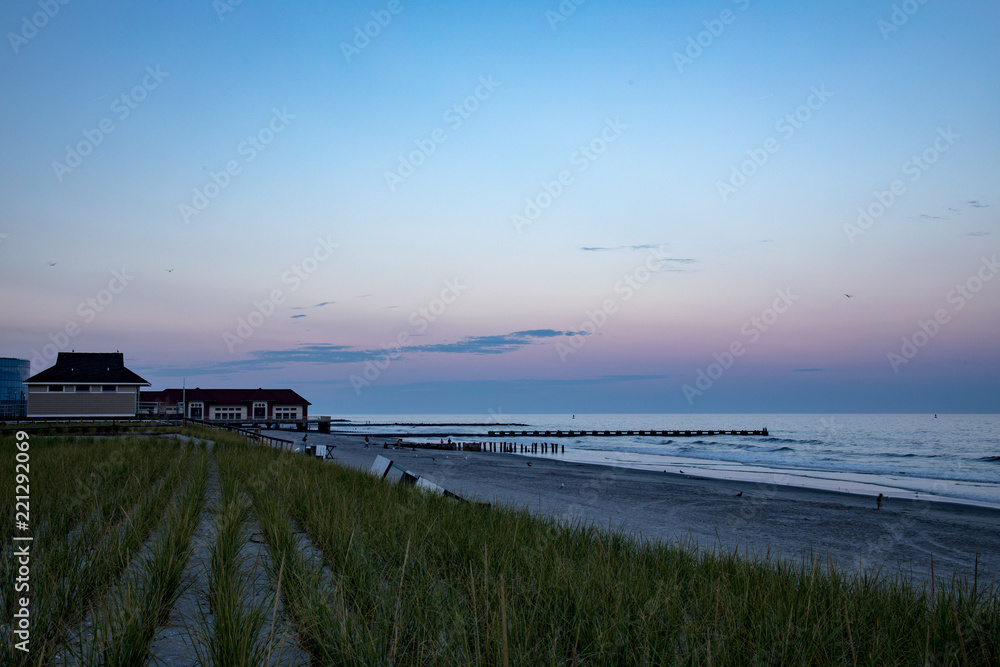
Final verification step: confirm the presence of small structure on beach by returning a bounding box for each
[24,352,150,417]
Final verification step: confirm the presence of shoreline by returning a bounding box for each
[274,431,1000,587]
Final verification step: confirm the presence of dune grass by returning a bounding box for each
[71,442,209,665]
[196,446,285,666]
[1,435,190,665]
[6,429,998,665]
[218,437,999,666]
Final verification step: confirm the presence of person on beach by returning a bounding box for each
[877,493,884,510]
[364,435,369,448]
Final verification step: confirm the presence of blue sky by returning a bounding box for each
[1,0,997,414]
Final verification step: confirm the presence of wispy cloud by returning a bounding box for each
[591,374,670,383]
[580,243,670,252]
[791,368,824,372]
[917,199,990,221]
[578,244,696,271]
[144,329,587,376]
[290,314,306,319]
[413,329,586,355]
[290,300,334,311]
[967,231,990,237]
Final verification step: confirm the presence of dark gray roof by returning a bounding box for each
[25,352,150,386]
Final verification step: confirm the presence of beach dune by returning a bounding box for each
[279,432,1000,588]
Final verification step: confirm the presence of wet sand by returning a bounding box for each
[275,431,1000,588]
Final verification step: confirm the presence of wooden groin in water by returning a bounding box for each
[487,428,768,437]
[381,440,567,454]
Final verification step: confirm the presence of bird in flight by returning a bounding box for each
[844,294,854,298]
[166,268,175,273]
[47,262,57,266]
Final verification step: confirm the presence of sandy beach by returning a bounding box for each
[274,431,1000,589]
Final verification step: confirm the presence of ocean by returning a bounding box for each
[333,414,1000,508]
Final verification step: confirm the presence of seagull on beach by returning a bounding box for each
[679,469,684,474]
[735,491,743,497]
[559,483,564,489]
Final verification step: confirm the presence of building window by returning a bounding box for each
[253,402,266,419]
[76,385,91,392]
[102,386,118,392]
[48,385,63,392]
[274,407,298,419]
[213,407,242,420]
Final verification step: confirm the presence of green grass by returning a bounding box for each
[6,429,998,665]
[1,435,190,665]
[72,442,209,665]
[221,437,999,666]
[198,449,282,666]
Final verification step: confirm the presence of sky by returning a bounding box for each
[1,0,998,415]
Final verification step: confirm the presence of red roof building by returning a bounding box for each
[139,387,310,423]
